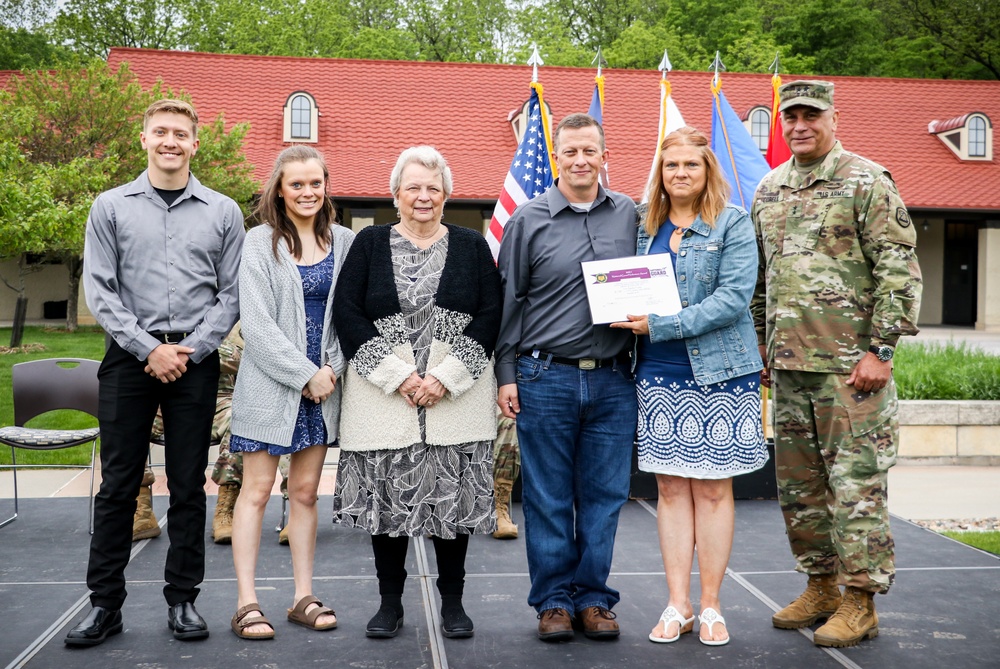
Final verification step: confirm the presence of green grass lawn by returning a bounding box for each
[895,341,1000,400]
[942,530,1000,555]
[0,326,105,466]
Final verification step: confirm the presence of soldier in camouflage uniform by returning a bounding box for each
[750,81,922,648]
[135,326,291,545]
[492,411,520,539]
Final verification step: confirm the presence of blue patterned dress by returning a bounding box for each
[636,221,767,479]
[230,252,332,456]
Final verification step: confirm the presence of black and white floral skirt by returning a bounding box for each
[333,439,496,538]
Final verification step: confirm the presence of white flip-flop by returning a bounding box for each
[648,605,695,643]
[698,607,730,646]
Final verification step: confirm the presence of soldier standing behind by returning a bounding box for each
[750,80,922,648]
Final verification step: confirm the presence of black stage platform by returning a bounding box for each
[1,496,997,669]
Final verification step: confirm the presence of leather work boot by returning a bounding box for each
[577,606,620,639]
[813,586,879,647]
[212,482,239,544]
[537,608,574,642]
[492,480,518,540]
[772,574,842,629]
[278,524,289,545]
[132,484,161,541]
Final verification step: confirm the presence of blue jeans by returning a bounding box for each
[514,355,637,614]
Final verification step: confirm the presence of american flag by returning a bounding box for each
[486,85,554,260]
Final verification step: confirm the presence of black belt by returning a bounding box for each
[528,350,629,370]
[150,331,190,344]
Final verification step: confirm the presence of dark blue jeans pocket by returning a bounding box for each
[516,356,544,383]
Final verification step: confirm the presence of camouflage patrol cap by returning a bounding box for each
[778,80,834,112]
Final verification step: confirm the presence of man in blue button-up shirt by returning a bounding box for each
[66,99,244,647]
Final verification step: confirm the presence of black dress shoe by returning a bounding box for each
[366,604,404,638]
[168,602,209,640]
[65,606,123,647]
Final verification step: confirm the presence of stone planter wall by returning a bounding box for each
[898,400,1000,464]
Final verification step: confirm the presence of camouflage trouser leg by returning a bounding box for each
[278,455,290,497]
[772,369,899,594]
[211,435,243,487]
[141,464,155,487]
[493,414,520,484]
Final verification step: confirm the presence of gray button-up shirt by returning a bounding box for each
[83,170,245,363]
[495,182,637,386]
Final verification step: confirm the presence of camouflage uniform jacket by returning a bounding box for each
[750,141,922,373]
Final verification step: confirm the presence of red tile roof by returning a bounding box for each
[929,114,971,134]
[100,48,998,211]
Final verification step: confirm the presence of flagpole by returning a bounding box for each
[709,52,750,207]
[592,46,607,110]
[642,49,681,204]
[528,45,557,178]
[765,51,791,168]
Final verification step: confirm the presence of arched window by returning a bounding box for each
[291,95,311,139]
[283,92,319,143]
[750,108,770,152]
[969,115,987,157]
[750,109,771,153]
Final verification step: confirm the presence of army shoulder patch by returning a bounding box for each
[896,208,911,227]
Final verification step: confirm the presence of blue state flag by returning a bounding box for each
[588,77,609,187]
[588,82,603,123]
[710,87,770,209]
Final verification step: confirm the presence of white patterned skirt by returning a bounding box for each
[637,364,768,479]
[333,439,496,538]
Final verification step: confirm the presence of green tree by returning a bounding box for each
[878,0,998,79]
[0,26,74,69]
[52,0,189,59]
[0,0,57,29]
[0,105,109,344]
[406,0,511,62]
[763,0,889,76]
[605,20,707,71]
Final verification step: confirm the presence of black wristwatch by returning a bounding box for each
[868,344,894,362]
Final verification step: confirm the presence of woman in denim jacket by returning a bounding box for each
[612,127,767,647]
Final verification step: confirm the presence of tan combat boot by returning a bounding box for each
[212,482,239,544]
[132,484,161,541]
[772,574,842,629]
[492,480,518,540]
[813,586,879,647]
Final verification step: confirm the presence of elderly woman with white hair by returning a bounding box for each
[332,146,502,639]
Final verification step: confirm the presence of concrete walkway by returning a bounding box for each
[903,324,1000,355]
[3,461,997,523]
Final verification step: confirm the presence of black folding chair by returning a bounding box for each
[0,358,100,533]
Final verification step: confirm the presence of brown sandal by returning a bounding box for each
[231,603,275,640]
[287,595,338,631]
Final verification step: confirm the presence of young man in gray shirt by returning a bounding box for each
[66,99,244,646]
[496,113,637,642]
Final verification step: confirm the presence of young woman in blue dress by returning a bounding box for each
[612,127,767,646]
[228,146,355,639]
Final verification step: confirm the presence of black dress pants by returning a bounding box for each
[86,341,219,609]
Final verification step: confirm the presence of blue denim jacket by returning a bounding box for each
[636,203,763,386]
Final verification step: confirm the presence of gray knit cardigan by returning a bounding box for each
[230,223,355,447]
